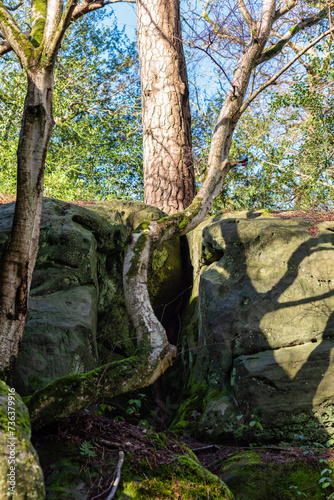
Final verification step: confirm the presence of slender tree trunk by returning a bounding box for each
[0,68,54,371]
[137,0,196,214]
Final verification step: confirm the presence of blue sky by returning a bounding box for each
[110,3,137,40]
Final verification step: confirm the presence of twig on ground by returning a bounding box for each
[106,450,125,500]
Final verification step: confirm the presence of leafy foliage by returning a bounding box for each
[0,11,143,201]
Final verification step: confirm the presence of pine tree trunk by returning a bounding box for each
[137,0,196,214]
[0,68,54,371]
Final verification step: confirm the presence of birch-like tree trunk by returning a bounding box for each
[137,0,196,214]
[0,0,77,372]
[0,69,54,369]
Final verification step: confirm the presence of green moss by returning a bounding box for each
[0,381,31,440]
[30,0,47,46]
[219,451,327,499]
[179,197,203,232]
[146,432,168,449]
[24,351,155,429]
[207,386,226,402]
[169,382,208,432]
[120,452,234,499]
[0,381,45,498]
[0,11,35,62]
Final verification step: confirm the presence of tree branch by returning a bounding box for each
[201,10,246,46]
[274,0,297,21]
[0,0,136,58]
[271,30,314,72]
[236,0,254,30]
[4,1,22,11]
[0,2,35,65]
[106,451,124,500]
[43,0,64,46]
[43,0,78,66]
[260,6,333,64]
[25,342,176,429]
[0,38,11,55]
[72,0,135,21]
[191,40,234,87]
[0,29,30,56]
[240,25,334,115]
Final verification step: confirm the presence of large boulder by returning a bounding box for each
[170,210,334,443]
[0,198,183,396]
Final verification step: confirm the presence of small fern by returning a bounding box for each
[79,441,96,458]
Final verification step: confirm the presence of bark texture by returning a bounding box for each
[137,0,195,214]
[0,69,54,371]
[0,0,77,371]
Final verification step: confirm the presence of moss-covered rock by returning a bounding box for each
[0,381,45,499]
[217,450,332,499]
[169,210,334,443]
[120,453,234,499]
[0,198,183,396]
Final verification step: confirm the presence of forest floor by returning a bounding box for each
[33,412,334,499]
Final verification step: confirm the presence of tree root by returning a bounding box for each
[24,343,176,429]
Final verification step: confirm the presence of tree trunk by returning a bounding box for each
[137,0,196,214]
[0,68,54,371]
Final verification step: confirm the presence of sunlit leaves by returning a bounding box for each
[0,10,143,201]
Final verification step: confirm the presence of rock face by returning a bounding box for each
[0,198,183,396]
[171,210,334,442]
[2,200,334,443]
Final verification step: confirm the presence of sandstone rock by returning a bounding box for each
[0,198,182,396]
[172,210,334,442]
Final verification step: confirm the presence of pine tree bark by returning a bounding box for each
[137,0,196,214]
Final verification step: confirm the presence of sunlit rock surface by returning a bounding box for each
[172,210,334,442]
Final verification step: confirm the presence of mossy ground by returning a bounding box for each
[202,449,334,500]
[34,412,234,500]
[32,409,334,500]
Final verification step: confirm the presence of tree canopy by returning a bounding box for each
[0,10,143,201]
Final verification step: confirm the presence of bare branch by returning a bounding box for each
[274,0,297,21]
[72,0,135,21]
[240,25,334,115]
[4,1,22,11]
[236,0,254,30]
[260,6,333,64]
[105,451,124,500]
[201,10,246,46]
[191,40,234,87]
